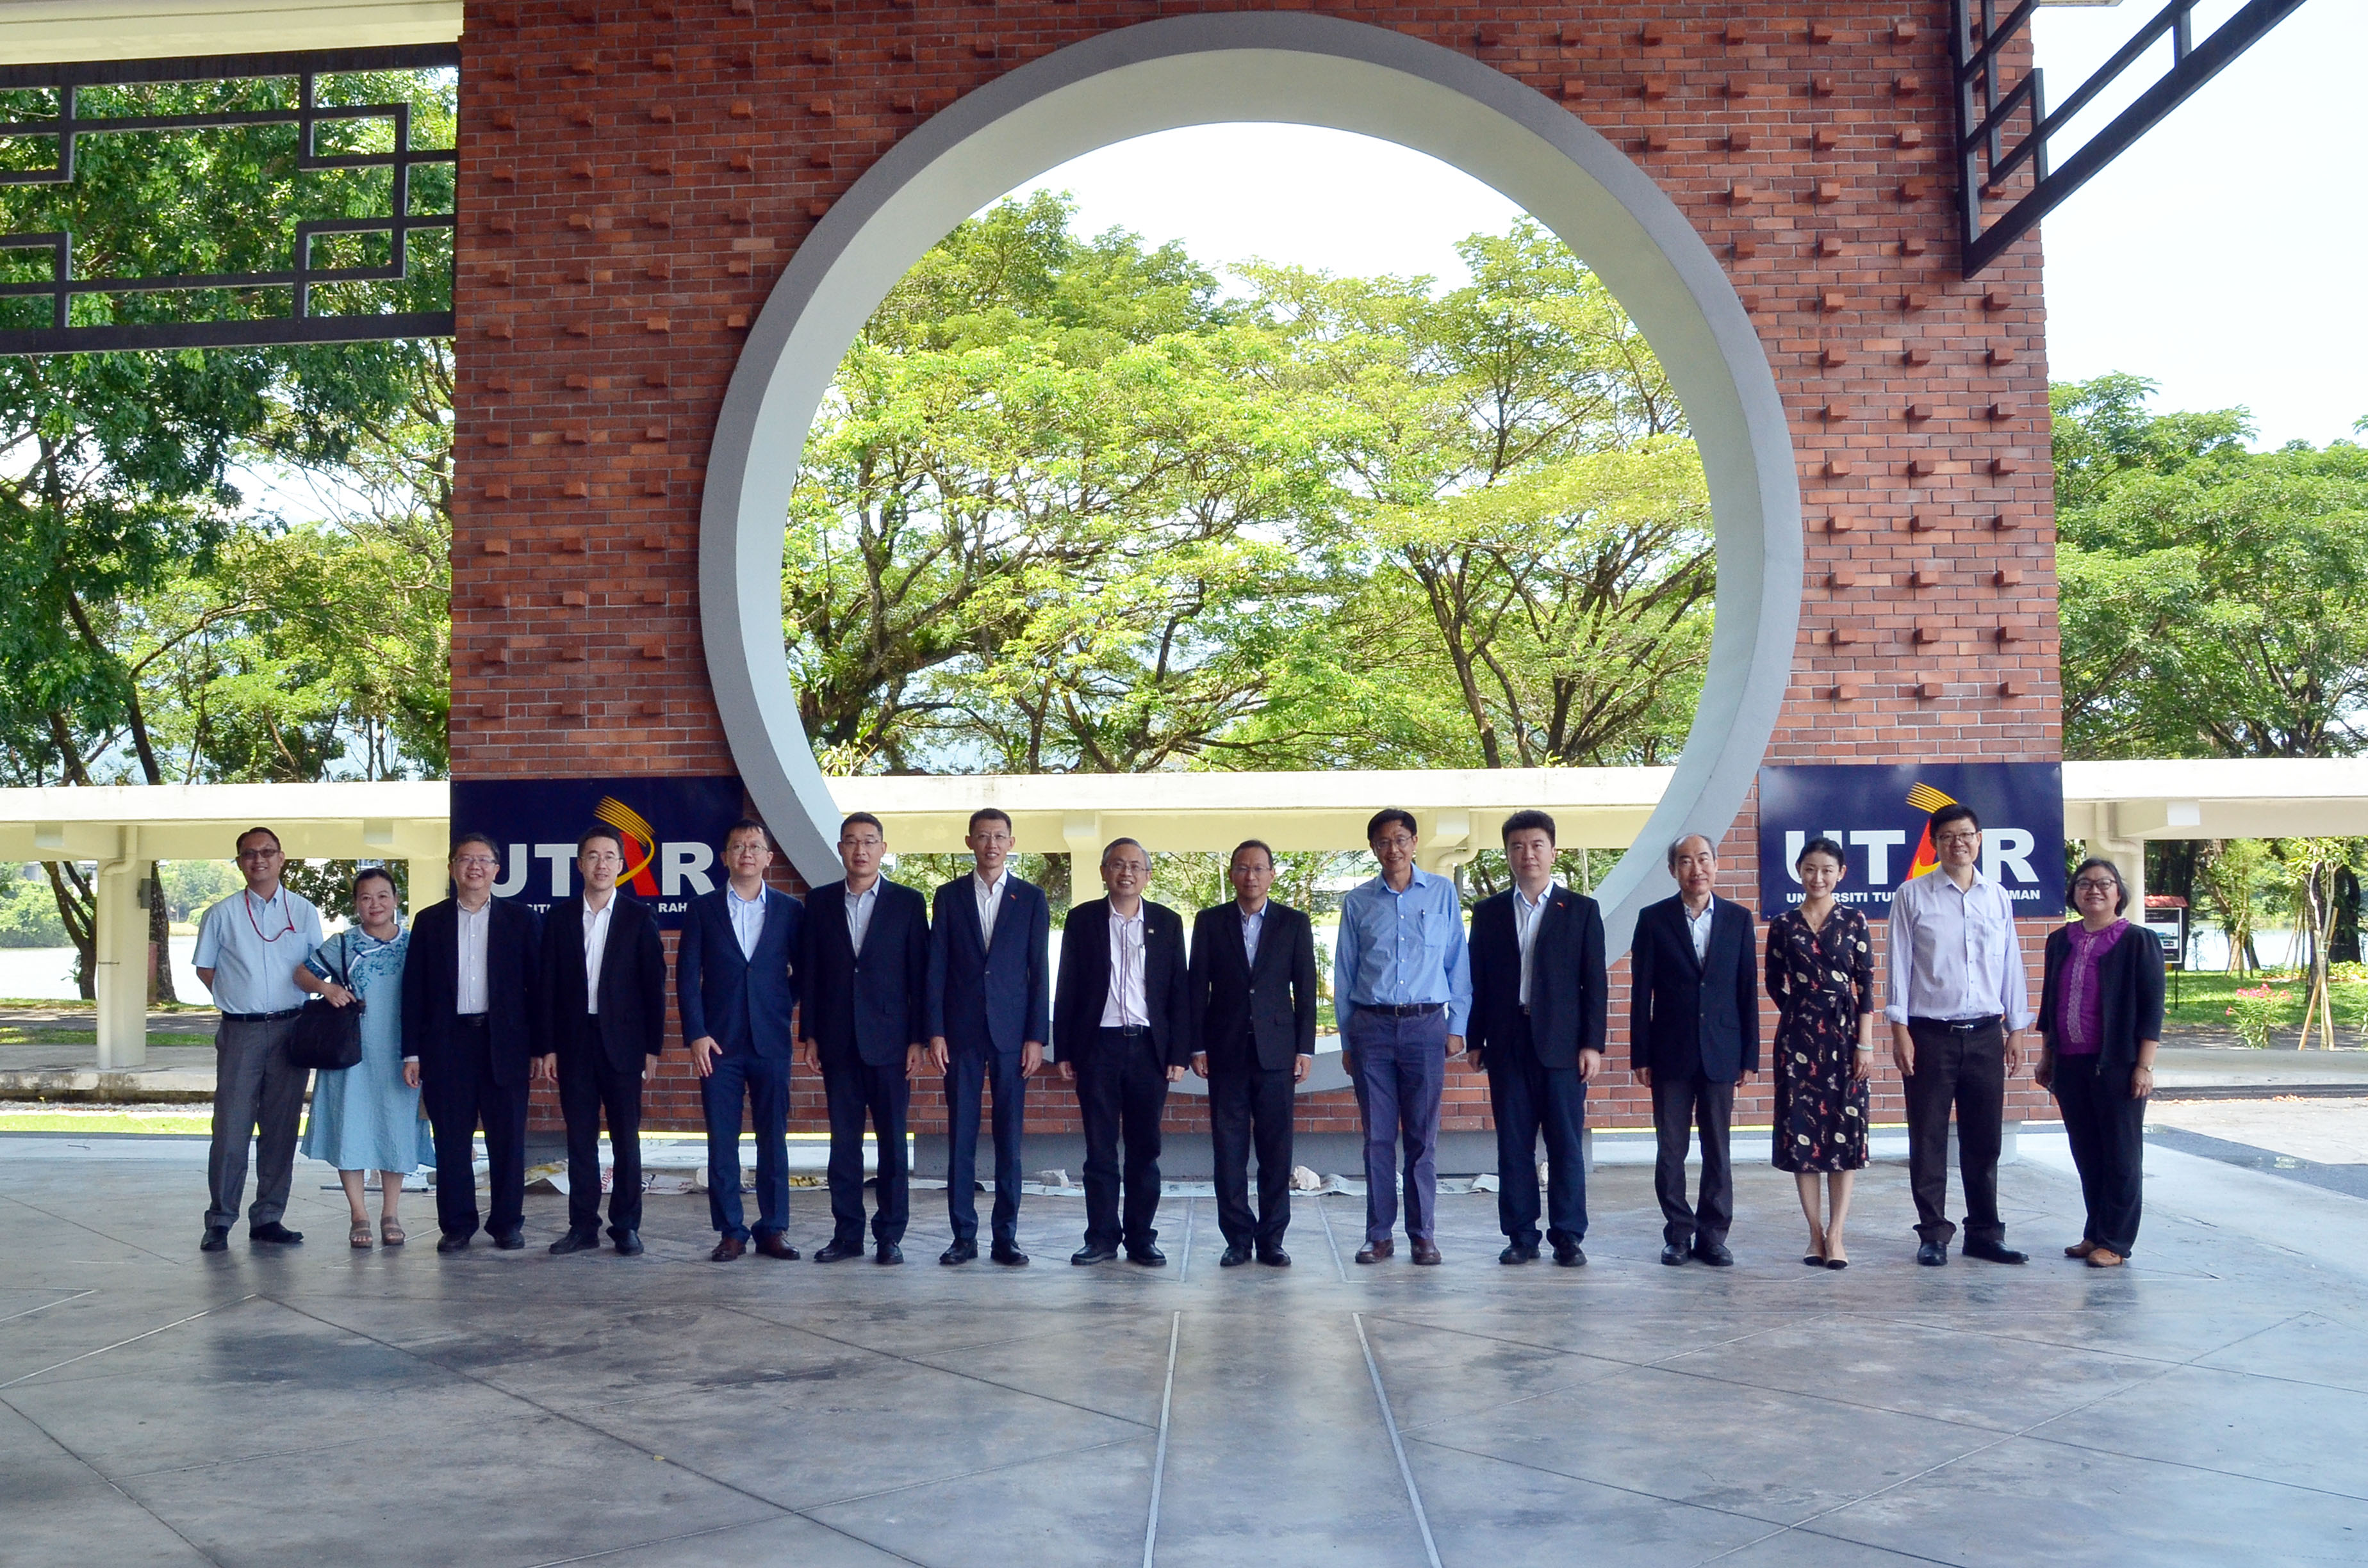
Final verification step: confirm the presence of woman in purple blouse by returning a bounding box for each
[2033,858,2165,1268]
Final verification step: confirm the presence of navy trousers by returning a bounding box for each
[944,1045,1026,1245]
[423,1016,528,1241]
[1347,1008,1448,1245]
[700,1050,790,1241]
[1486,1018,1590,1248]
[823,1052,911,1247]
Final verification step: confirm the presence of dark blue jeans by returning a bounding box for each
[944,1045,1026,1245]
[700,1051,789,1241]
[1347,1008,1448,1245]
[1487,1018,1589,1248]
[823,1052,910,1247]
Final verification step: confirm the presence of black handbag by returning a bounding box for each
[287,932,366,1072]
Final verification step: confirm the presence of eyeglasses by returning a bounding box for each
[1934,830,1980,845]
[236,847,282,861]
[2073,878,2119,893]
[452,855,498,869]
[1372,834,1417,851]
[581,851,624,866]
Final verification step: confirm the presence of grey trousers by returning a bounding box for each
[206,1015,308,1230]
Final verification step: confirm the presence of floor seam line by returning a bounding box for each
[0,1295,254,1390]
[1143,1310,1180,1568]
[1354,1312,1443,1568]
[1,1388,233,1567]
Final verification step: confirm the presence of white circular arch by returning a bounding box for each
[700,10,1802,956]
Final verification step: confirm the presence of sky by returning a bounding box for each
[1003,0,2365,451]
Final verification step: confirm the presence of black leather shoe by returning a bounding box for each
[990,1241,1030,1266]
[1071,1245,1117,1266]
[1126,1245,1167,1267]
[436,1232,472,1254]
[491,1230,525,1250]
[1963,1239,2027,1264]
[1693,1241,1734,1268]
[1219,1244,1254,1268]
[549,1230,603,1255]
[249,1221,304,1245]
[875,1243,903,1265]
[1257,1247,1291,1268]
[1499,1243,1538,1265]
[940,1239,978,1265]
[814,1238,866,1263]
[1553,1241,1586,1267]
[613,1231,644,1256]
[1661,1242,1690,1266]
[753,1232,800,1261]
[200,1226,229,1253]
[1917,1240,1949,1266]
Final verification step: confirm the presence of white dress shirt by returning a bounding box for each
[725,883,767,960]
[1512,883,1550,1006]
[1239,901,1267,966]
[973,870,1007,947]
[1101,903,1149,1027]
[1884,868,2033,1029]
[1683,898,1715,964]
[455,899,491,1015]
[582,895,615,1015]
[844,878,880,955]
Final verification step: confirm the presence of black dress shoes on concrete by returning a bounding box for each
[1355,1239,1394,1264]
[1692,1241,1735,1268]
[613,1231,644,1257]
[249,1222,304,1245]
[1962,1239,2027,1264]
[1127,1245,1167,1267]
[1257,1247,1291,1268]
[1072,1245,1118,1266]
[1661,1242,1690,1266]
[1499,1243,1539,1265]
[940,1239,978,1265]
[1219,1244,1254,1268]
[200,1227,229,1253]
[436,1232,472,1254]
[875,1243,903,1266]
[1917,1240,1949,1266]
[491,1230,525,1250]
[1553,1241,1586,1267]
[550,1230,603,1255]
[710,1236,746,1262]
[753,1232,799,1261]
[990,1240,1030,1266]
[814,1238,866,1263]
[1410,1241,1442,1266]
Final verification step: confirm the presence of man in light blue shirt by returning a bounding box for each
[1335,808,1471,1265]
[192,826,325,1251]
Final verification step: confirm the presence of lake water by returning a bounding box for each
[0,936,202,1002]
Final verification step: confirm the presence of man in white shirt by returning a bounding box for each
[193,826,324,1251]
[1886,803,2034,1266]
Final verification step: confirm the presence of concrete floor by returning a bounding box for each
[5,1138,2367,1568]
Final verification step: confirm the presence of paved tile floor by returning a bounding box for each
[4,1138,2366,1567]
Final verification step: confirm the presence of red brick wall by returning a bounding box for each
[450,0,2057,1139]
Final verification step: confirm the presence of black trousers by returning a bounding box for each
[1209,1047,1296,1250]
[823,1052,911,1247]
[1903,1018,2007,1247]
[558,1028,645,1238]
[1077,1029,1171,1252]
[2053,1053,2147,1255]
[1488,1018,1589,1247]
[1652,1070,1734,1247]
[423,1016,529,1241]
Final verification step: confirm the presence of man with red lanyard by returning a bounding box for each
[193,826,325,1252]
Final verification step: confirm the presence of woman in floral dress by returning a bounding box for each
[1765,837,1875,1268]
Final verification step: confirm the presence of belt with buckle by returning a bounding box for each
[219,1008,302,1024]
[1363,1002,1443,1018]
[1100,1024,1151,1038]
[1912,1015,2002,1032]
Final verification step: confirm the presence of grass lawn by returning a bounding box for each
[0,1026,217,1048]
[2163,968,2368,1040]
[0,1111,215,1134]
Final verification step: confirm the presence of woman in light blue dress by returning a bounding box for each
[294,867,427,1248]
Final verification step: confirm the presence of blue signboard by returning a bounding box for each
[446,776,746,929]
[1756,762,2064,920]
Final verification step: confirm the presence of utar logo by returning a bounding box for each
[1781,781,2044,905]
[489,795,719,908]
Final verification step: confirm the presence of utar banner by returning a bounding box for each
[1755,762,2064,920]
[445,776,746,929]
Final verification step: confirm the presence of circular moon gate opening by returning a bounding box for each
[701,11,1802,952]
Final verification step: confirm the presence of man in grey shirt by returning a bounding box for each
[1886,802,2033,1266]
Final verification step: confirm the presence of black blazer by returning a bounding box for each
[1053,897,1192,1068]
[799,878,931,1069]
[540,893,668,1072]
[926,874,1051,1055]
[400,896,543,1088]
[1629,894,1759,1083]
[1186,901,1319,1073]
[1467,885,1607,1072]
[2038,921,2166,1069]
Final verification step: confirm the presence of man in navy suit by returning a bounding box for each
[679,818,803,1262]
[1468,810,1606,1268]
[1631,831,1760,1267]
[1053,838,1190,1266]
[800,812,930,1265]
[926,807,1050,1266]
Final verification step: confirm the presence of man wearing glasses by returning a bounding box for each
[193,826,325,1251]
[402,834,544,1253]
[1886,802,2034,1267]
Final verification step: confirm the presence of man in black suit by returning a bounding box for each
[800,812,930,1265]
[539,827,668,1256]
[1467,810,1606,1268]
[402,833,544,1254]
[1053,838,1190,1266]
[1631,831,1759,1267]
[926,807,1051,1266]
[1186,839,1319,1268]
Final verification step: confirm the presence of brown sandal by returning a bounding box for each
[2086,1247,2125,1268]
[380,1220,407,1248]
[349,1221,374,1250]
